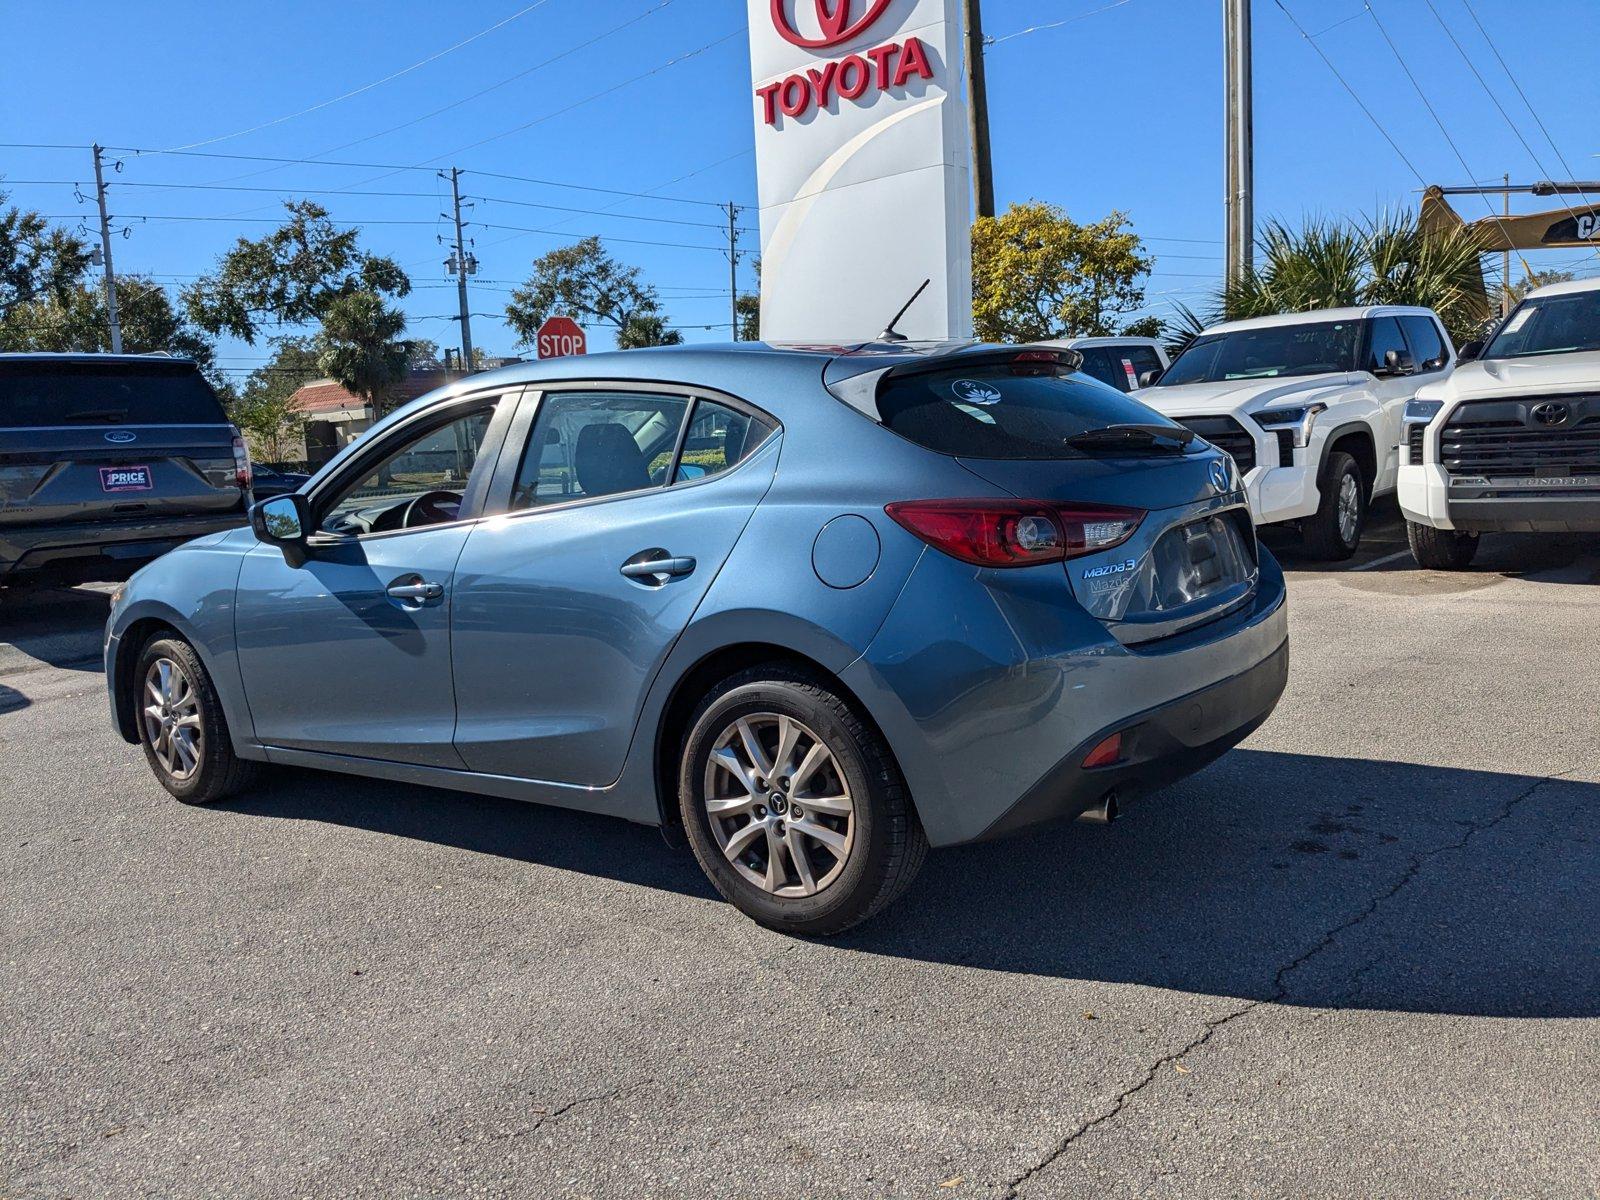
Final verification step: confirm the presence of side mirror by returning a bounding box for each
[1458,340,1483,363]
[1137,368,1164,387]
[250,493,311,567]
[1379,348,1416,377]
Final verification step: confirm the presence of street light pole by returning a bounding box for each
[91,144,123,355]
[447,167,475,371]
[1224,0,1254,286]
[963,0,995,219]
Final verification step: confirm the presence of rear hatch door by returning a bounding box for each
[0,359,244,528]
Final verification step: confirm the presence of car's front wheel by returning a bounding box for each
[678,665,926,936]
[134,635,259,805]
[1406,520,1480,570]
[1302,450,1367,560]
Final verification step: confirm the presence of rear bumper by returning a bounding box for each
[1400,462,1600,531]
[0,511,246,578]
[979,639,1287,840]
[844,545,1290,847]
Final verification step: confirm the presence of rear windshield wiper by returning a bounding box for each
[1066,423,1196,451]
[61,408,130,423]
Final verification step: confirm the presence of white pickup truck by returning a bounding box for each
[1399,276,1600,569]
[1134,306,1455,559]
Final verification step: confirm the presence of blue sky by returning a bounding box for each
[4,0,1598,378]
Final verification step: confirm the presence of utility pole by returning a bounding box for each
[1224,0,1254,286]
[445,167,475,371]
[1501,172,1513,315]
[725,202,741,340]
[963,0,995,219]
[91,144,123,355]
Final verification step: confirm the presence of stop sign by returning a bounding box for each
[536,316,587,359]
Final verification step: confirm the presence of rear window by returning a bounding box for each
[0,360,229,427]
[876,364,1185,460]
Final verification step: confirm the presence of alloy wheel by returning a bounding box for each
[702,712,855,898]
[1337,471,1362,544]
[142,657,203,781]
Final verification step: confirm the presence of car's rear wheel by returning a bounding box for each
[134,636,259,805]
[1406,520,1480,570]
[1302,450,1367,561]
[678,666,926,936]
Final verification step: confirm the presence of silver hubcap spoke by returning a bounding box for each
[141,657,203,782]
[1337,474,1361,543]
[703,711,855,899]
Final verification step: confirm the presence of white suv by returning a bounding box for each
[1135,307,1455,559]
[1399,276,1600,569]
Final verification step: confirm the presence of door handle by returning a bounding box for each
[620,554,696,584]
[386,579,445,602]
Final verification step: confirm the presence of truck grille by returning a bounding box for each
[1441,396,1600,478]
[1175,416,1256,474]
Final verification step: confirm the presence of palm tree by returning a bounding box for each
[1166,211,1492,353]
[316,290,413,417]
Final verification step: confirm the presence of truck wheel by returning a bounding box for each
[1406,520,1479,570]
[678,664,927,936]
[1302,451,1366,561]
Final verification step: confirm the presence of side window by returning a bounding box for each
[1364,317,1409,374]
[1124,346,1164,384]
[1075,349,1122,391]
[674,400,776,484]
[319,405,498,535]
[511,390,689,511]
[1401,315,1450,372]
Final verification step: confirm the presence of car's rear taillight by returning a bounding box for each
[231,429,252,491]
[884,500,1144,567]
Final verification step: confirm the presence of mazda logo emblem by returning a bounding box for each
[104,430,138,444]
[1208,460,1231,493]
[771,0,894,48]
[1530,402,1570,427]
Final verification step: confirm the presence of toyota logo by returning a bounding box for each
[1209,459,1231,493]
[771,0,894,48]
[1531,402,1570,427]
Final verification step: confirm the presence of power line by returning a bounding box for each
[1270,0,1427,186]
[156,0,557,153]
[986,0,1136,47]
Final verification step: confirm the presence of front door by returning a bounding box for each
[450,386,779,786]
[1364,316,1419,490]
[234,393,515,767]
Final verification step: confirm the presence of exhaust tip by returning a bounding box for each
[1077,791,1119,825]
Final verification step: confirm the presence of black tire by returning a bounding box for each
[1302,450,1367,561]
[1406,520,1480,570]
[133,635,259,805]
[678,664,927,936]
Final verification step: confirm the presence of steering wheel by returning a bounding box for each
[398,489,462,529]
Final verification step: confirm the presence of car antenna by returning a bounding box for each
[878,278,930,342]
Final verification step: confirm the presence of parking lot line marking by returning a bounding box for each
[1350,549,1412,572]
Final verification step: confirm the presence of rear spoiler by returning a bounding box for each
[824,345,1086,417]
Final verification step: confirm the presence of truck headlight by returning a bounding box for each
[1404,399,1444,423]
[1253,402,1327,448]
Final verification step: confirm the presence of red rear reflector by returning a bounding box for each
[1082,733,1122,769]
[885,500,1144,567]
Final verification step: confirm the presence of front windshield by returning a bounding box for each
[1484,291,1600,360]
[1156,320,1361,386]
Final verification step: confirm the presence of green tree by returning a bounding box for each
[1499,268,1574,310]
[506,237,679,350]
[315,290,413,416]
[232,337,321,463]
[184,200,410,344]
[972,202,1154,341]
[1192,212,1492,346]
[0,192,91,312]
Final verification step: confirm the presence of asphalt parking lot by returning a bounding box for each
[3,502,1597,1199]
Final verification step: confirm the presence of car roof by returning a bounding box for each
[0,351,199,366]
[1035,336,1164,350]
[1522,275,1600,300]
[1203,306,1439,335]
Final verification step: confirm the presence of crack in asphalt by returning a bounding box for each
[494,1084,634,1144]
[1003,768,1571,1198]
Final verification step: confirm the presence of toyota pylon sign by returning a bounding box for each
[536,316,587,359]
[748,0,973,343]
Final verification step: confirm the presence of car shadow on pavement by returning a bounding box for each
[220,748,1597,1020]
[0,585,112,671]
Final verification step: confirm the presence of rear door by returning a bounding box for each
[449,384,779,785]
[0,359,243,531]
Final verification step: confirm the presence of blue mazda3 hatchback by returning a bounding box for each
[107,342,1288,934]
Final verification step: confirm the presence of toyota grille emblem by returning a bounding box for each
[1208,459,1231,493]
[1530,402,1570,427]
[770,0,894,48]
